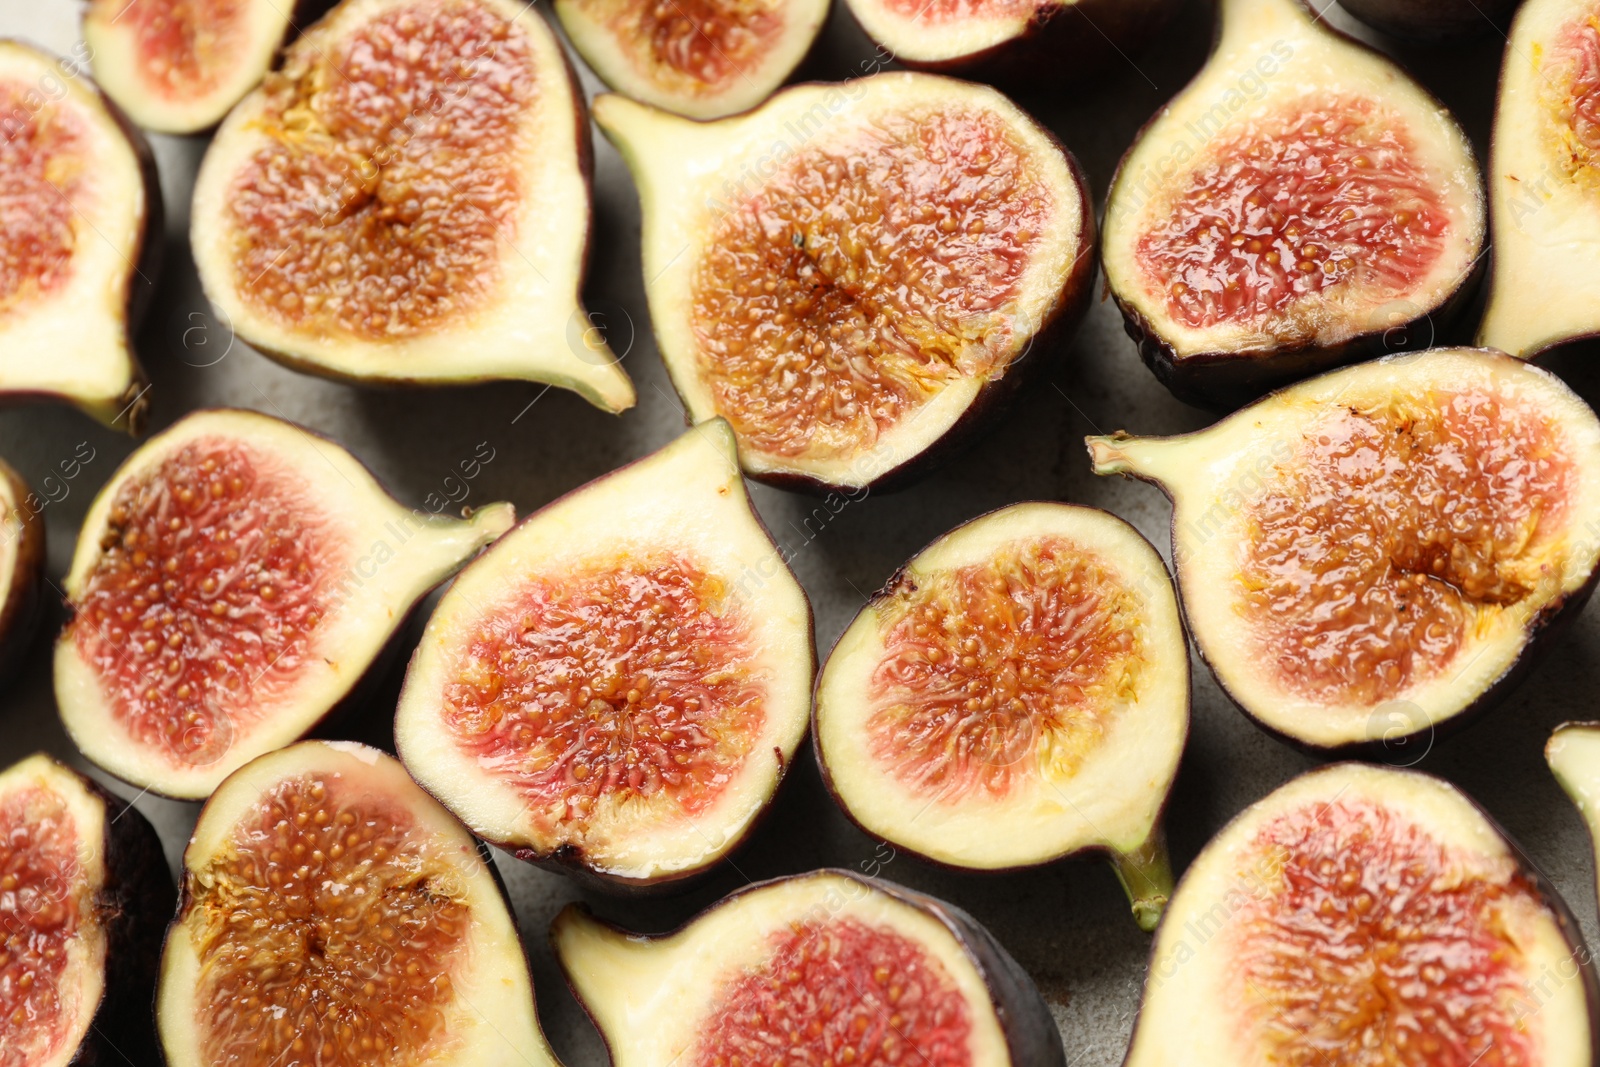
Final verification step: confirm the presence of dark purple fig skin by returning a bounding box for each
[396,432,818,892]
[0,458,46,686]
[62,408,506,800]
[810,502,1189,885]
[669,113,1098,497]
[1338,0,1521,41]
[556,868,1068,1066]
[1118,762,1600,1066]
[1084,351,1599,757]
[1101,2,1484,413]
[876,0,1183,85]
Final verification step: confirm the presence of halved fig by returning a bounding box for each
[190,0,634,411]
[1101,0,1485,410]
[843,0,1181,83]
[396,420,813,888]
[596,73,1095,493]
[157,740,559,1067]
[553,868,1067,1066]
[1087,348,1600,753]
[84,0,325,133]
[1125,762,1598,1066]
[55,408,515,800]
[814,502,1187,931]
[1546,722,1600,913]
[0,753,174,1067]
[1338,0,1519,40]
[555,0,828,119]
[1477,0,1600,360]
[0,41,157,432]
[0,456,46,683]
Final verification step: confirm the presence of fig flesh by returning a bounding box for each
[1338,0,1520,40]
[0,753,174,1067]
[814,502,1187,931]
[1477,0,1600,360]
[84,0,324,133]
[596,73,1095,493]
[1125,762,1598,1067]
[396,420,813,888]
[553,868,1067,1066]
[555,0,828,119]
[0,456,45,683]
[190,0,634,411]
[157,740,558,1067]
[843,0,1182,83]
[55,408,515,800]
[1546,722,1600,915]
[0,41,157,432]
[1101,0,1485,410]
[1087,348,1600,753]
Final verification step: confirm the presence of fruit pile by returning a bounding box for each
[3,0,1600,1063]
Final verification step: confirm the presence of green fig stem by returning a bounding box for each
[1111,832,1174,933]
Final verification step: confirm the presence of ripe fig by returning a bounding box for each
[55,408,516,800]
[1101,0,1485,411]
[1125,762,1599,1066]
[157,740,560,1067]
[396,420,813,888]
[596,73,1096,494]
[553,868,1067,1066]
[84,0,328,133]
[555,0,828,119]
[813,502,1187,931]
[0,752,174,1067]
[190,0,634,412]
[1477,0,1600,360]
[1087,348,1600,754]
[0,41,157,433]
[1338,0,1520,40]
[842,0,1182,84]
[1546,722,1600,914]
[0,456,46,684]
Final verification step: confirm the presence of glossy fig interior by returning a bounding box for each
[55,409,514,799]
[1125,763,1597,1067]
[815,502,1186,929]
[189,0,634,410]
[597,72,1094,492]
[157,740,556,1067]
[1089,348,1600,751]
[397,420,813,887]
[554,869,1066,1066]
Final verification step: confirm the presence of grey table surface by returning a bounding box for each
[1,0,1594,1062]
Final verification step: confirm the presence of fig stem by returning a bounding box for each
[1111,832,1174,933]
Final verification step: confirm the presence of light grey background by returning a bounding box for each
[1,0,1593,1062]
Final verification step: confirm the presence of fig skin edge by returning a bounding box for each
[1118,762,1600,1067]
[1100,1,1485,413]
[59,407,515,800]
[1338,0,1520,41]
[626,79,1099,497]
[1085,349,1600,759]
[552,869,1069,1066]
[0,459,47,686]
[394,421,818,893]
[810,501,1186,932]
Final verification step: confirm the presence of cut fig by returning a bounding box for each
[396,420,813,887]
[1546,722,1600,914]
[555,0,828,119]
[0,753,175,1067]
[1125,762,1598,1066]
[843,0,1181,83]
[84,0,324,133]
[0,456,46,683]
[55,408,515,800]
[1101,0,1485,410]
[1338,0,1519,40]
[1087,348,1600,753]
[0,41,157,432]
[190,0,634,411]
[814,502,1187,931]
[596,73,1095,493]
[1477,0,1600,360]
[157,740,559,1067]
[553,868,1067,1066]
